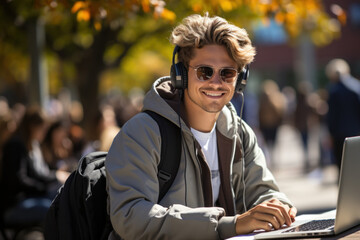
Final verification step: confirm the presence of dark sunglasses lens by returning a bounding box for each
[221,69,237,82]
[196,66,213,81]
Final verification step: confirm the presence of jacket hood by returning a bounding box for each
[142,77,182,126]
[142,77,239,139]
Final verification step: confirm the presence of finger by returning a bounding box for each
[289,207,297,222]
[258,220,276,232]
[256,203,289,227]
[251,205,286,229]
[267,198,281,204]
[235,213,272,234]
[263,200,293,226]
[266,202,292,226]
[251,211,282,230]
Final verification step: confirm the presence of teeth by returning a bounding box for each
[205,92,222,97]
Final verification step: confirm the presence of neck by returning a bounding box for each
[184,96,219,133]
[187,111,218,132]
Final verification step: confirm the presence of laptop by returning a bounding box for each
[254,135,360,239]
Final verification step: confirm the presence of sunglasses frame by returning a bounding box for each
[189,65,239,83]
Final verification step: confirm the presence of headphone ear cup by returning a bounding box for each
[170,62,188,89]
[170,64,178,88]
[236,65,249,92]
[177,62,188,89]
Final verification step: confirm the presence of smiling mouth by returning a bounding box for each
[203,91,225,97]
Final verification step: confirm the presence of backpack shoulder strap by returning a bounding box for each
[144,110,182,203]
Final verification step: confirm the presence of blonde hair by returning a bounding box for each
[170,14,256,70]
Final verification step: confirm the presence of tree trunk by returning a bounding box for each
[75,30,108,140]
[76,56,102,141]
[28,17,48,109]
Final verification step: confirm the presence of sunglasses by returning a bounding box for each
[189,65,239,83]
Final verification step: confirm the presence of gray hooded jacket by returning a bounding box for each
[105,77,292,240]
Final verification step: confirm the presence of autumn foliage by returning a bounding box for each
[34,0,343,46]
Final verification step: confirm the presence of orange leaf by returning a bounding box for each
[274,12,285,24]
[338,12,347,26]
[94,21,102,31]
[331,4,347,25]
[77,9,91,21]
[160,9,176,22]
[192,3,202,13]
[71,1,87,13]
[142,0,150,13]
[220,0,234,11]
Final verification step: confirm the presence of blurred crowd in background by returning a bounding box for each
[233,58,360,177]
[0,58,359,238]
[0,86,144,238]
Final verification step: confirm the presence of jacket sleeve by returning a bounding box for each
[105,113,231,240]
[233,120,293,213]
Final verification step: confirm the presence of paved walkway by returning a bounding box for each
[265,124,338,214]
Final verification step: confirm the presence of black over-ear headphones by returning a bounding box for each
[170,45,188,89]
[170,45,250,92]
[235,64,250,93]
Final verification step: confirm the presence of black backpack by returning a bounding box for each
[44,111,181,240]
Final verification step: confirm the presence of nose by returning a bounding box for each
[208,71,223,85]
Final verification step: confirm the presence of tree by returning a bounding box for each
[0,0,344,134]
[1,0,175,133]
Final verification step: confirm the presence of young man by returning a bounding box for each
[106,14,297,239]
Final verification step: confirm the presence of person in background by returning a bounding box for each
[82,105,120,157]
[41,120,77,172]
[326,58,360,173]
[0,106,69,225]
[106,14,296,240]
[258,79,286,169]
[294,81,313,173]
[0,98,18,174]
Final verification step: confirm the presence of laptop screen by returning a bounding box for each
[334,136,360,234]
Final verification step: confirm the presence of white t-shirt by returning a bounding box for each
[191,124,220,204]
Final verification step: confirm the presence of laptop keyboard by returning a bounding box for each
[283,219,335,232]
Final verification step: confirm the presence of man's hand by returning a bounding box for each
[235,199,297,234]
